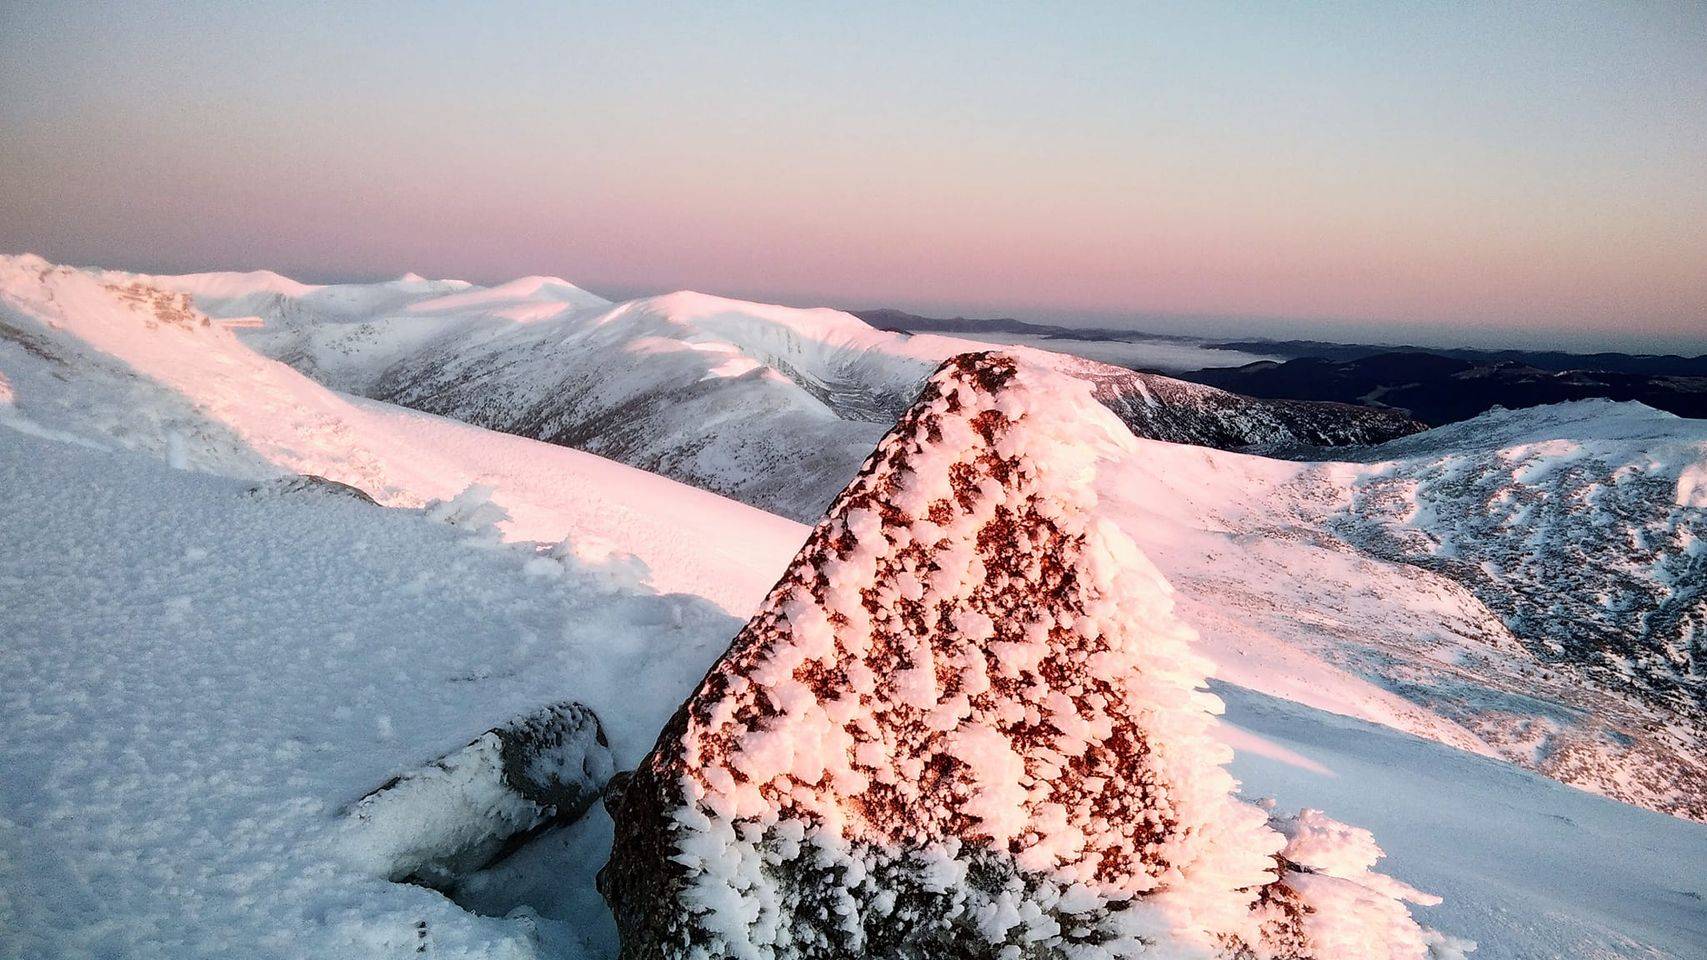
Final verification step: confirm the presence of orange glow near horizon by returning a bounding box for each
[2,3,1703,351]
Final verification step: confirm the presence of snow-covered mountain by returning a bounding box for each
[0,255,801,613]
[2,254,1703,957]
[129,258,1706,818]
[152,271,1419,520]
[5,255,1702,816]
[9,424,1704,960]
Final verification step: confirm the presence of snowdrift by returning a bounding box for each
[342,701,614,891]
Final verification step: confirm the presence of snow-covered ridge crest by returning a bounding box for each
[603,353,1466,960]
[0,253,803,613]
[112,258,1419,518]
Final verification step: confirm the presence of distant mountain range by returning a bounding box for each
[1203,338,1707,377]
[859,308,1707,424]
[1189,352,1707,425]
[852,307,1199,344]
[189,287,1417,522]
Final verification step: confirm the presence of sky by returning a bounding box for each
[2,2,1704,352]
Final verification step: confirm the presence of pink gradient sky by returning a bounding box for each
[3,2,1703,351]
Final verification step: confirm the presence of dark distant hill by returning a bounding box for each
[851,308,1196,344]
[855,308,1707,424]
[1185,352,1707,425]
[1204,340,1707,378]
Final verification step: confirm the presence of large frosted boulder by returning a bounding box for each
[602,353,1468,960]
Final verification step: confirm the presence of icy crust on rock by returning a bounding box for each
[605,353,1465,960]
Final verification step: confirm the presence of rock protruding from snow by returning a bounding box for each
[423,483,510,541]
[247,473,379,505]
[343,701,614,890]
[601,353,1464,960]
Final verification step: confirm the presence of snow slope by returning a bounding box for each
[0,429,745,959]
[0,254,799,614]
[1216,685,1707,960]
[2,428,1702,960]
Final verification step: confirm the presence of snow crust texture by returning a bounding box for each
[602,354,1464,960]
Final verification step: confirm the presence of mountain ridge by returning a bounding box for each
[2,254,1700,820]
[156,270,1423,520]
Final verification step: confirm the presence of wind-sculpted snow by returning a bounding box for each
[9,412,1699,960]
[5,254,1702,820]
[343,701,615,891]
[0,427,751,958]
[2,255,1703,957]
[602,354,1466,960]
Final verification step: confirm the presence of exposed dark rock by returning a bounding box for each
[1184,352,1707,425]
[1065,360,1425,449]
[248,473,379,505]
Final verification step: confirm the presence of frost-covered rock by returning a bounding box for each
[342,700,614,890]
[1254,808,1475,960]
[601,353,1463,960]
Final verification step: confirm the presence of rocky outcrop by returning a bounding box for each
[601,354,1466,960]
[343,701,613,891]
